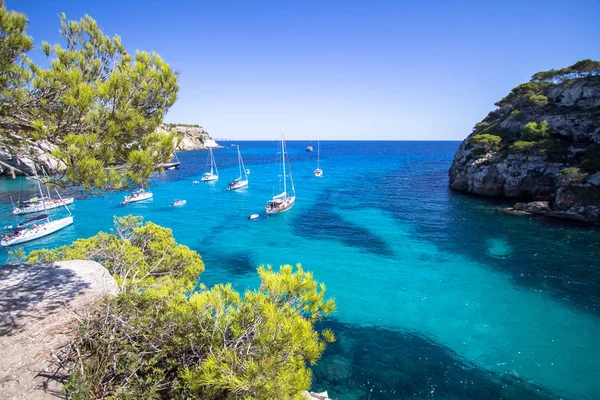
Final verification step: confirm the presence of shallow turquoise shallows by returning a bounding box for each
[1,141,599,400]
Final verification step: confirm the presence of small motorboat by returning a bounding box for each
[172,199,186,207]
[193,180,200,185]
[306,145,313,152]
[248,214,259,220]
[121,189,153,205]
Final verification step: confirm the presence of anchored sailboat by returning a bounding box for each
[227,145,249,191]
[201,147,219,182]
[265,125,296,215]
[157,151,181,170]
[314,140,323,177]
[2,170,73,246]
[12,168,74,214]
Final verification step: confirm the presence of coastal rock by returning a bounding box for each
[449,62,600,224]
[302,391,332,400]
[0,144,62,177]
[159,124,220,150]
[0,124,219,176]
[0,260,118,399]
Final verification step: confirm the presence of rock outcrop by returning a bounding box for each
[0,124,219,177]
[449,60,600,224]
[159,124,220,150]
[0,260,118,399]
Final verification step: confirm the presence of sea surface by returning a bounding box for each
[1,141,599,400]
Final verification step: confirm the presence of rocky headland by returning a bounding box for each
[0,123,219,177]
[160,123,220,150]
[449,60,600,224]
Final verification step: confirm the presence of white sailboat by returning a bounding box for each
[314,140,323,177]
[201,147,219,182]
[2,173,73,246]
[12,168,75,214]
[227,145,249,191]
[121,187,153,205]
[265,125,296,215]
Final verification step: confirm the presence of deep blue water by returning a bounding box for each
[1,141,599,399]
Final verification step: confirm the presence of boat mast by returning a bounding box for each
[34,166,50,222]
[281,124,287,197]
[41,166,52,200]
[54,188,72,216]
[317,140,320,169]
[237,145,242,178]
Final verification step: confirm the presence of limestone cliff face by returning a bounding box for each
[0,124,219,176]
[159,124,220,150]
[449,61,600,224]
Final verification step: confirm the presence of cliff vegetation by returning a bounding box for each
[19,216,336,399]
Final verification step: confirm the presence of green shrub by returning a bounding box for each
[558,167,586,183]
[26,216,335,399]
[522,120,551,141]
[510,110,526,121]
[510,141,537,152]
[471,133,502,146]
[529,94,549,106]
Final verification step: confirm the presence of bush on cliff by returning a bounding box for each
[0,3,178,191]
[471,134,502,148]
[24,216,336,399]
[521,121,551,141]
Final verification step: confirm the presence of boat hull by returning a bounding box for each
[13,198,75,215]
[201,174,218,182]
[265,196,296,215]
[1,216,74,246]
[227,180,248,191]
[121,192,153,205]
[314,169,323,177]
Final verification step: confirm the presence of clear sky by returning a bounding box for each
[9,0,600,140]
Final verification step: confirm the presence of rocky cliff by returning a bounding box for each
[449,60,600,224]
[159,123,220,150]
[0,123,218,176]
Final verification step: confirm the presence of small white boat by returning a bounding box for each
[248,214,259,220]
[265,125,296,215]
[227,145,249,191]
[13,197,75,214]
[121,189,153,205]
[314,140,323,177]
[2,171,74,246]
[193,180,200,185]
[1,216,73,246]
[306,145,313,152]
[201,147,219,182]
[172,199,186,207]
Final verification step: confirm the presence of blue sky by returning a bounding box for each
[9,0,600,140]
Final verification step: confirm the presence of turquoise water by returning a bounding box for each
[1,141,599,399]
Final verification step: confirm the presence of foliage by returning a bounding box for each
[531,59,600,83]
[529,93,549,106]
[470,133,502,150]
[510,109,525,121]
[27,215,203,292]
[521,120,551,141]
[25,217,335,399]
[0,0,33,120]
[0,3,179,191]
[509,140,536,152]
[580,143,600,173]
[558,167,586,183]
